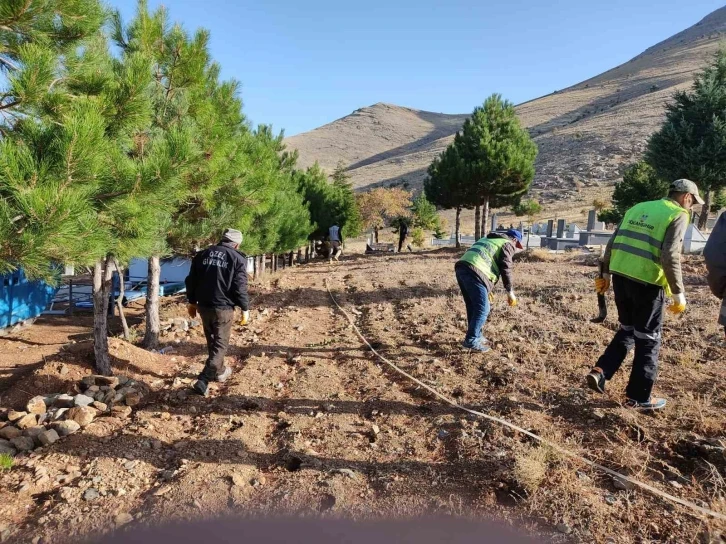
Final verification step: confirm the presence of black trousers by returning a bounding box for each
[198,307,234,382]
[597,274,665,402]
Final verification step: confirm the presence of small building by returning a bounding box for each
[0,269,58,330]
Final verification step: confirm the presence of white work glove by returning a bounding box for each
[667,293,686,315]
[507,291,518,307]
[240,310,250,326]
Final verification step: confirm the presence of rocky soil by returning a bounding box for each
[0,250,724,543]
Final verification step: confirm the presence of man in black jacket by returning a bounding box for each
[185,228,249,396]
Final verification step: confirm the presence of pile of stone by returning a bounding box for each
[0,375,145,456]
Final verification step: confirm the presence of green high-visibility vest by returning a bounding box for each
[610,198,687,294]
[458,237,509,284]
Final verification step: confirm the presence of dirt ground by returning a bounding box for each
[0,249,724,543]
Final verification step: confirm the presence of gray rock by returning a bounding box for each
[38,429,59,446]
[556,523,572,535]
[53,394,75,408]
[51,420,81,437]
[0,439,17,456]
[83,488,99,501]
[26,396,47,415]
[10,436,35,451]
[24,426,45,445]
[605,495,617,505]
[73,394,94,407]
[0,426,21,440]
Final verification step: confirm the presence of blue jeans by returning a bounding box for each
[455,266,491,344]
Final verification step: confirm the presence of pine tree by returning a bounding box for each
[454,94,538,232]
[424,144,469,247]
[647,48,726,229]
[597,162,669,225]
[0,0,106,123]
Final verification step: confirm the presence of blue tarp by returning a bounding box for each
[0,269,58,329]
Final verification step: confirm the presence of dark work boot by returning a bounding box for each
[586,367,606,394]
[192,379,208,396]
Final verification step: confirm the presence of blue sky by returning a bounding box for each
[113,0,725,136]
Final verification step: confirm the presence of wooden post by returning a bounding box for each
[253,255,257,279]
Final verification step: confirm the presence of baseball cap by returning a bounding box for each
[670,179,705,205]
[505,229,524,249]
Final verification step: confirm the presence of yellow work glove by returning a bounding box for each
[507,291,518,307]
[595,273,611,295]
[187,303,197,318]
[240,310,250,326]
[667,293,686,315]
[488,292,494,304]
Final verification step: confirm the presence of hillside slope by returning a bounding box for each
[285,6,726,211]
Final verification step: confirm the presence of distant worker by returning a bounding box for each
[329,223,343,263]
[587,180,704,410]
[398,220,409,253]
[704,210,726,338]
[185,228,250,396]
[455,229,522,352]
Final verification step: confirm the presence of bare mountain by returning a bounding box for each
[285,6,726,214]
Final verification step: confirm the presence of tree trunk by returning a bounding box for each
[305,245,309,263]
[273,254,278,273]
[297,248,302,265]
[455,206,462,249]
[482,196,491,236]
[143,255,161,349]
[281,254,285,270]
[92,257,112,376]
[252,255,257,279]
[113,260,130,342]
[374,227,379,244]
[474,205,481,240]
[698,190,711,230]
[261,254,266,275]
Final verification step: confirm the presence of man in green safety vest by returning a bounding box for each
[587,179,704,410]
[455,229,523,353]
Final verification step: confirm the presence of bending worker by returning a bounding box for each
[704,209,726,338]
[455,229,522,353]
[185,228,250,396]
[587,179,703,410]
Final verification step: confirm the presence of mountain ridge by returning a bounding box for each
[284,6,726,215]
